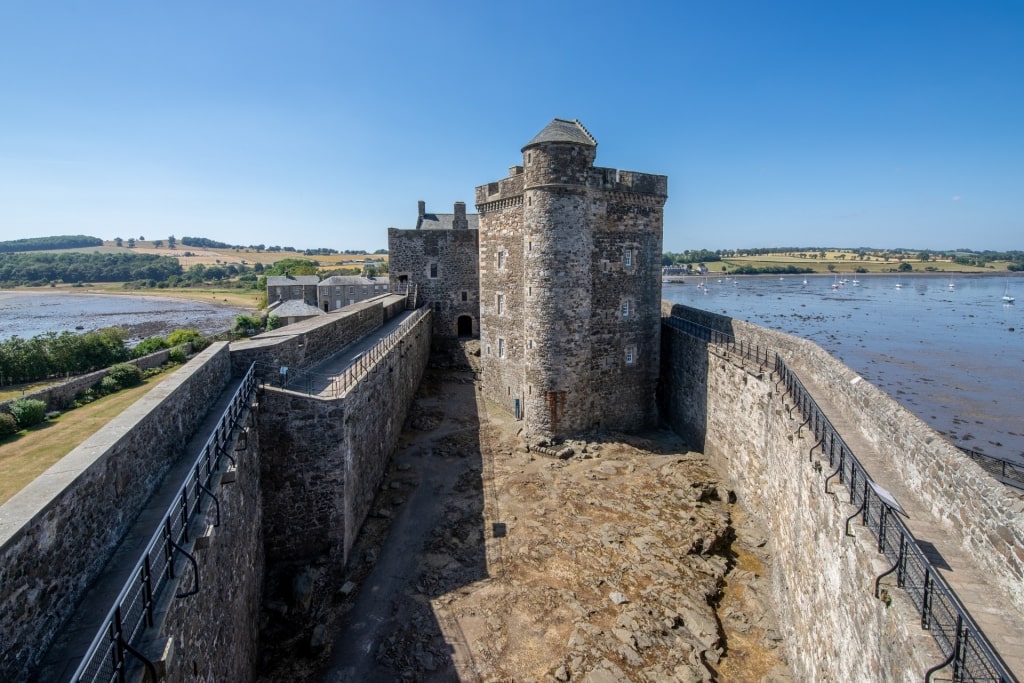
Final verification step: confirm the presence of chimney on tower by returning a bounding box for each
[453,201,468,230]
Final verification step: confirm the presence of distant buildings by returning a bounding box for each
[266,273,389,320]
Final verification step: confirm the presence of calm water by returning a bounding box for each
[0,291,246,343]
[664,273,1024,465]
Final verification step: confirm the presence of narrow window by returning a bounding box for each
[498,338,505,358]
[430,263,438,278]
[434,301,442,312]
[621,300,630,317]
[461,291,468,302]
[497,294,504,314]
[497,251,505,269]
[625,345,637,365]
[624,250,633,268]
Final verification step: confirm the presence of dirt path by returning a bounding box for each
[258,354,791,682]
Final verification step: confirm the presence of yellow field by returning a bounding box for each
[98,241,387,269]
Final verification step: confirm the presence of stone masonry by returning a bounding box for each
[388,201,481,338]
[476,119,668,439]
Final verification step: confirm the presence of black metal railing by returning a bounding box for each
[662,316,773,369]
[70,363,259,683]
[663,315,1018,682]
[958,447,1024,490]
[279,307,430,398]
[775,358,1017,683]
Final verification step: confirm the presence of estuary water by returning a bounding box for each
[664,273,1024,465]
[0,290,246,343]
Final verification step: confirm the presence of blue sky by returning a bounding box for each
[1,1,1021,253]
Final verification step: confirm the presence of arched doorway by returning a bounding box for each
[457,315,473,338]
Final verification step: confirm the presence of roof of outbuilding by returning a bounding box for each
[266,275,320,286]
[416,213,481,231]
[319,275,382,286]
[522,118,597,150]
[268,300,325,317]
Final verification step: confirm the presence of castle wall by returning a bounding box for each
[256,309,431,568]
[0,343,232,680]
[151,406,264,683]
[231,296,402,380]
[476,183,526,419]
[660,303,1024,679]
[387,227,480,337]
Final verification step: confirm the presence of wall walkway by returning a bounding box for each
[660,302,1024,681]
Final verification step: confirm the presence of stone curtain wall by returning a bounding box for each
[668,303,1024,613]
[0,344,191,413]
[0,343,232,679]
[231,297,398,380]
[257,309,431,568]
[660,315,940,680]
[155,413,264,683]
[661,303,1024,679]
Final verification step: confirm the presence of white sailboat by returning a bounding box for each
[895,276,902,289]
[1003,282,1015,304]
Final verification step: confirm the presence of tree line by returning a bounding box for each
[0,252,182,286]
[0,235,103,253]
[0,327,206,387]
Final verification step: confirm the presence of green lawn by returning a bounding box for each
[0,368,177,505]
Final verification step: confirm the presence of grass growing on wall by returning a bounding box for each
[0,367,177,505]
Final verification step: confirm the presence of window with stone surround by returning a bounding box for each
[623,249,633,268]
[497,293,504,314]
[498,338,506,358]
[497,251,506,270]
[621,299,630,318]
[625,345,637,365]
[462,291,468,302]
[430,263,438,278]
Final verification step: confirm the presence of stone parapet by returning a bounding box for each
[0,343,232,680]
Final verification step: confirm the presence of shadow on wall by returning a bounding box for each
[658,302,737,451]
[256,341,488,681]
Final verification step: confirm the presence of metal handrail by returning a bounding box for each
[280,307,430,399]
[958,446,1024,490]
[663,315,1018,682]
[663,316,1024,487]
[70,363,259,683]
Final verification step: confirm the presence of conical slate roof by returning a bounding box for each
[522,118,597,150]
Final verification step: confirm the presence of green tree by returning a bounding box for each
[898,262,913,272]
[168,235,177,249]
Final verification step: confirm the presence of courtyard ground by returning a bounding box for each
[257,349,791,682]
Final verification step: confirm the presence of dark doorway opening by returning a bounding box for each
[457,315,473,338]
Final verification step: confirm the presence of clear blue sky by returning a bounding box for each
[1,1,1021,253]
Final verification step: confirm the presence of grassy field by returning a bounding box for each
[718,249,1009,274]
[0,366,177,505]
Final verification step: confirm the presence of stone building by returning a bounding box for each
[388,201,481,337]
[317,275,389,312]
[475,118,668,439]
[266,274,319,307]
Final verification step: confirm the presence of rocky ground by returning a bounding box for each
[256,345,791,682]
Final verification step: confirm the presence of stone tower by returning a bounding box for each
[476,119,668,439]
